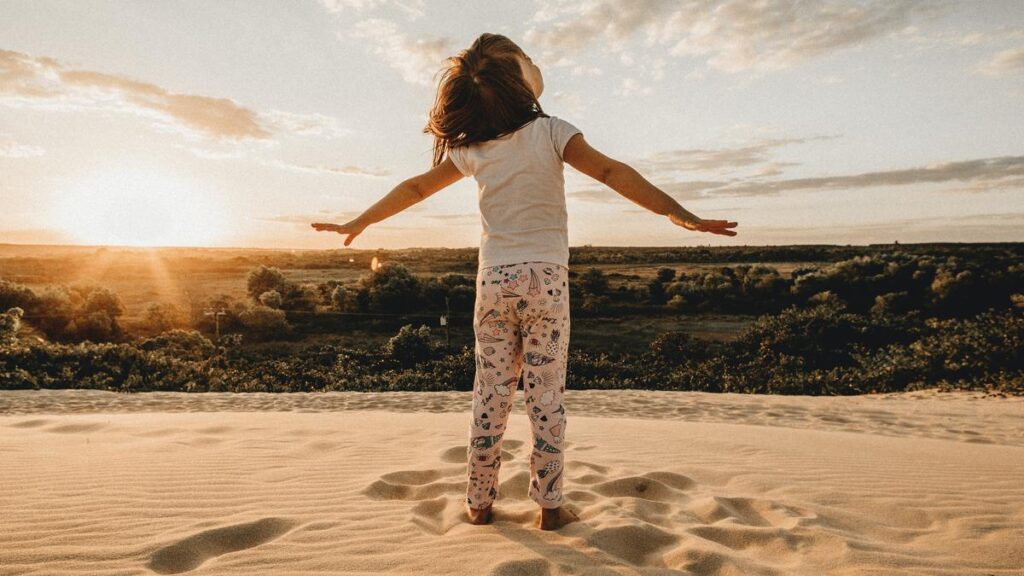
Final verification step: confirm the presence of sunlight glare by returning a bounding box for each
[51,165,228,247]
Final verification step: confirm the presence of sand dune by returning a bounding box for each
[1,390,1022,575]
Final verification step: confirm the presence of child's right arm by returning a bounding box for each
[562,134,738,237]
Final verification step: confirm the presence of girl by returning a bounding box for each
[313,33,738,531]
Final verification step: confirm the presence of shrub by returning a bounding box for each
[138,329,216,361]
[238,305,291,341]
[142,302,184,334]
[385,324,435,368]
[0,280,38,311]
[259,290,283,309]
[1,307,24,344]
[247,265,288,300]
[359,263,423,313]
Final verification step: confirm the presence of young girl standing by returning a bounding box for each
[313,33,738,531]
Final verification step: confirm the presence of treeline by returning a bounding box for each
[2,248,1021,344]
[1,301,1020,395]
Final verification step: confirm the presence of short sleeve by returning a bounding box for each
[549,116,583,161]
[448,145,473,177]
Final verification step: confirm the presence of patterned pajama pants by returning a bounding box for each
[466,261,571,511]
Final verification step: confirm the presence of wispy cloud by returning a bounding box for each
[630,136,833,175]
[0,135,44,158]
[317,0,425,20]
[346,18,453,86]
[712,155,1024,197]
[613,77,652,97]
[570,144,1024,201]
[421,212,477,223]
[263,159,390,178]
[525,0,937,73]
[977,46,1024,75]
[752,212,1024,243]
[253,210,409,231]
[258,109,351,138]
[0,48,347,141]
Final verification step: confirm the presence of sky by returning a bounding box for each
[1,0,1023,250]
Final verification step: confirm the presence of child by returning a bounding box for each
[312,33,738,531]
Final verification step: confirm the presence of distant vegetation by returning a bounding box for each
[1,243,1021,395]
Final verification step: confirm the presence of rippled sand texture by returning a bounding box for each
[1,390,1022,575]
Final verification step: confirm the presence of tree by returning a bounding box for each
[359,263,422,313]
[0,280,37,311]
[1,307,23,344]
[138,329,215,360]
[238,305,291,341]
[142,302,183,333]
[385,324,435,368]
[259,290,283,309]
[247,265,288,301]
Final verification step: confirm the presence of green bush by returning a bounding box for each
[385,324,436,369]
[1,307,24,344]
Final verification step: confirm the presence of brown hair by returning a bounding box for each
[423,33,548,168]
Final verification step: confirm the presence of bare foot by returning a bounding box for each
[537,506,579,530]
[467,503,493,525]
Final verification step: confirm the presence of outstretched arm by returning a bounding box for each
[562,134,737,237]
[312,157,465,246]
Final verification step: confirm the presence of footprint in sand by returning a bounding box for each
[146,517,297,574]
[365,440,546,532]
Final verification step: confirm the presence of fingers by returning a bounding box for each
[693,220,738,236]
[312,221,364,245]
[311,223,345,233]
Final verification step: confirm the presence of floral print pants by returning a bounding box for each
[467,261,570,510]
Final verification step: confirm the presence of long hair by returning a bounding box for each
[424,33,548,168]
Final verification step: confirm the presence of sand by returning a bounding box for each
[1,389,1022,575]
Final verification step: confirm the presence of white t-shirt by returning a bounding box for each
[448,115,582,270]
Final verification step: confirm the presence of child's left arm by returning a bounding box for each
[312,157,464,246]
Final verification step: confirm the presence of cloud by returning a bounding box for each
[571,65,604,77]
[630,136,830,174]
[317,0,425,20]
[253,211,409,231]
[569,144,1024,201]
[0,48,348,142]
[263,159,390,177]
[258,109,352,138]
[752,212,1024,243]
[0,49,271,140]
[0,136,44,158]
[421,212,477,223]
[977,46,1024,75]
[712,155,1024,197]
[525,0,935,73]
[550,90,586,116]
[347,18,453,86]
[613,77,652,97]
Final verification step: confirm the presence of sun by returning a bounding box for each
[50,164,229,247]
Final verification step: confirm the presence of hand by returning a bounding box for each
[311,219,367,246]
[669,211,738,236]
